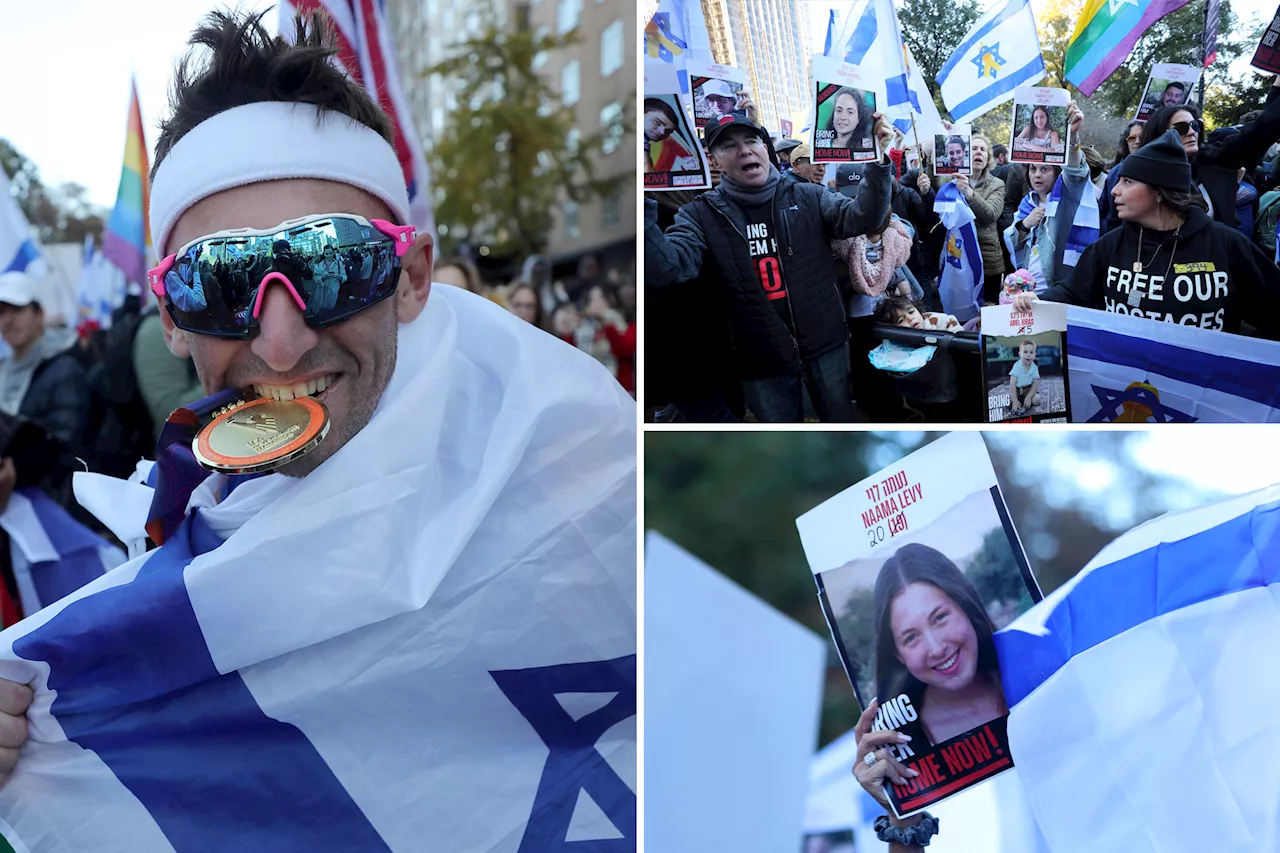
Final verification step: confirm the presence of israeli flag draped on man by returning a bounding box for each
[0,286,637,852]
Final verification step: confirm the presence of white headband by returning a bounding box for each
[149,101,411,257]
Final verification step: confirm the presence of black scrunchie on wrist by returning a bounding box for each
[873,812,940,847]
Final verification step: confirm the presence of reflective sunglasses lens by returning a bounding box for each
[165,218,400,334]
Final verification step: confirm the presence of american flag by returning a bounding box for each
[278,0,436,239]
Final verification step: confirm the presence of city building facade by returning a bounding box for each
[700,0,811,134]
[386,0,634,278]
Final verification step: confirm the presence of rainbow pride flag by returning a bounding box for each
[1065,0,1194,96]
[101,79,151,287]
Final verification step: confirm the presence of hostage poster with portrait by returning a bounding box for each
[810,54,881,164]
[643,61,712,192]
[933,124,972,177]
[688,59,748,132]
[1251,6,1280,73]
[1009,86,1069,165]
[981,301,1072,423]
[1134,64,1201,121]
[795,433,1042,818]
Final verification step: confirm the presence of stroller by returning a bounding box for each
[868,324,983,422]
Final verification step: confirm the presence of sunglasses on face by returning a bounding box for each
[1170,119,1203,137]
[148,213,416,339]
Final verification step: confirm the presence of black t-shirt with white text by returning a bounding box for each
[1051,208,1280,338]
[740,200,794,332]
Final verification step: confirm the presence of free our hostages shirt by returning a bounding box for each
[741,200,794,332]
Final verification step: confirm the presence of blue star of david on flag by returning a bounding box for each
[972,43,1007,79]
[492,654,636,852]
[1086,384,1198,423]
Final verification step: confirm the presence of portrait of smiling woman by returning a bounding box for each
[872,543,1007,746]
[819,86,875,150]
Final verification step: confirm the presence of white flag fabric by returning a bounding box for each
[936,0,1046,125]
[995,486,1280,853]
[934,181,985,323]
[0,284,637,852]
[1065,305,1280,422]
[832,0,945,140]
[0,171,46,277]
[0,489,124,617]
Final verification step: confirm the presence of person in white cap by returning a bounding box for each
[0,270,88,454]
[699,78,740,119]
[0,9,635,848]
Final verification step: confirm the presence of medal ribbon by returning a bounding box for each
[145,388,243,547]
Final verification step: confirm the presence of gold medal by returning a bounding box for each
[193,396,330,474]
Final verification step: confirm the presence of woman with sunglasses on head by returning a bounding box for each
[1013,130,1280,338]
[1102,77,1280,232]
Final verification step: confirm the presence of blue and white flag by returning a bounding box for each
[0,170,46,276]
[1066,305,1280,422]
[644,0,712,94]
[1003,173,1101,273]
[0,488,124,616]
[995,486,1280,853]
[824,8,837,57]
[0,285,637,852]
[75,236,127,331]
[832,0,944,139]
[936,0,1047,125]
[934,181,984,323]
[1047,171,1100,267]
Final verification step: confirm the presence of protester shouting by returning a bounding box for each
[1105,75,1280,232]
[1014,130,1280,337]
[645,112,897,422]
[1004,103,1094,293]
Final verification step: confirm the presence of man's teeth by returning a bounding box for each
[253,374,334,401]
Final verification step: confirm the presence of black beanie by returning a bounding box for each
[1117,129,1192,193]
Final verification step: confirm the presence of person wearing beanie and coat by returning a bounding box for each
[645,112,896,422]
[1013,129,1280,337]
[1102,75,1280,232]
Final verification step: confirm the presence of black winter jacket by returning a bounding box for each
[20,350,88,454]
[645,165,892,378]
[1042,206,1280,337]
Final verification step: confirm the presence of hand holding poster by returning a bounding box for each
[810,54,881,164]
[688,59,748,131]
[934,125,972,176]
[1134,64,1201,121]
[981,302,1071,423]
[1010,87,1069,165]
[795,433,1042,818]
[1251,6,1280,73]
[643,61,712,191]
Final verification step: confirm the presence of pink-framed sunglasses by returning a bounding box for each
[148,213,415,339]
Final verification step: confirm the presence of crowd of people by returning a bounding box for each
[434,253,636,396]
[645,75,1280,423]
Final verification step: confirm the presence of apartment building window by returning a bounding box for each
[600,20,624,77]
[557,0,582,34]
[561,61,580,106]
[563,201,581,239]
[602,189,621,228]
[599,101,625,154]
